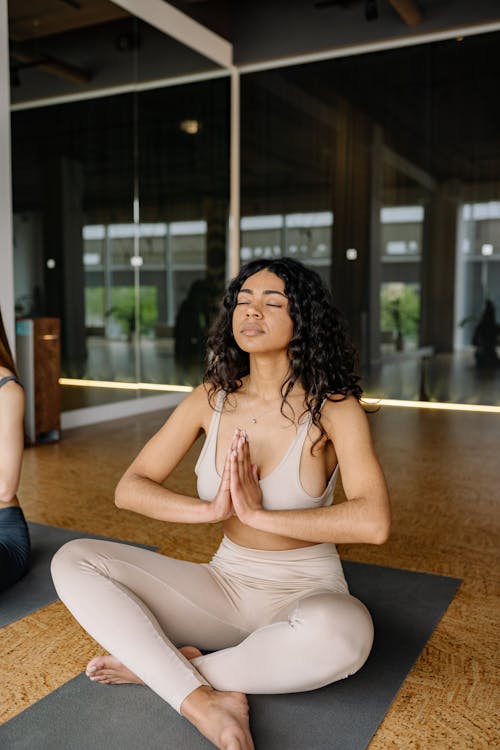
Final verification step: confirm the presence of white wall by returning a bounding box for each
[0,0,15,352]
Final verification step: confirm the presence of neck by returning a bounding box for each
[244,354,296,401]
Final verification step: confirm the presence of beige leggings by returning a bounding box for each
[51,536,374,713]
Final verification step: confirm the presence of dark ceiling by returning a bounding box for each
[8,2,500,219]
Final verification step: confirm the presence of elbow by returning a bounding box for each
[371,524,391,545]
[114,476,129,509]
[369,513,391,545]
[0,480,17,504]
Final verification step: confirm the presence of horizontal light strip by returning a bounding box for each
[58,380,499,412]
[59,378,193,393]
[363,398,500,414]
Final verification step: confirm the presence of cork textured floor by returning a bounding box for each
[1,404,499,748]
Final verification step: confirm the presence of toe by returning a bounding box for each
[86,656,106,673]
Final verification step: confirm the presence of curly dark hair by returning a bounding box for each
[204,257,362,448]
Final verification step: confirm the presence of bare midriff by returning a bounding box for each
[223,516,317,551]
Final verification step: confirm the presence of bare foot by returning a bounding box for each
[181,686,255,750]
[85,655,145,685]
[86,647,200,685]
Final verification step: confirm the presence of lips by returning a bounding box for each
[240,325,264,335]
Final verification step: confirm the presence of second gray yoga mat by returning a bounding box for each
[0,522,157,628]
[0,561,461,750]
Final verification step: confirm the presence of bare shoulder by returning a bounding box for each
[165,383,215,429]
[0,381,24,437]
[0,367,24,411]
[321,394,367,426]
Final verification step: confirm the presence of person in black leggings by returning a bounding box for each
[0,307,30,592]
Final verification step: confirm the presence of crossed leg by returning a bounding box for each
[51,539,373,749]
[51,538,254,750]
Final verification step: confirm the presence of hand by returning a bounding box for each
[230,429,264,525]
[209,432,239,523]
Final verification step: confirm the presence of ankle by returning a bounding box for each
[180,685,215,720]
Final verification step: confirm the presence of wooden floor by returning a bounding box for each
[1,405,499,748]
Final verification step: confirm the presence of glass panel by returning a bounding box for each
[137,78,230,387]
[457,202,500,379]
[379,169,426,356]
[241,68,334,283]
[241,33,500,405]
[10,1,229,408]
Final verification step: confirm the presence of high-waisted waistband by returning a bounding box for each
[217,535,341,562]
[209,536,348,595]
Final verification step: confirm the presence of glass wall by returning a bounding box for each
[240,32,500,405]
[9,4,500,408]
[457,201,500,347]
[10,6,229,407]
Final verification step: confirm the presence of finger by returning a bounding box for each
[230,449,240,488]
[252,463,259,482]
[221,447,231,477]
[239,437,251,486]
[241,433,252,479]
[237,434,246,475]
[231,429,240,452]
[218,448,232,492]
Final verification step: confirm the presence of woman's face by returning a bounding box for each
[232,269,294,354]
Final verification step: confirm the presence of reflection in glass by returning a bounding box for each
[380,204,424,354]
[10,11,500,406]
[12,76,229,398]
[241,33,500,405]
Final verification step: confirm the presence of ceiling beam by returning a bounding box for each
[111,0,232,69]
[388,0,423,27]
[8,1,129,42]
[10,44,91,85]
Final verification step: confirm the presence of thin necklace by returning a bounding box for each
[248,398,282,424]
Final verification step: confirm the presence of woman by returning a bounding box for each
[51,258,390,750]
[0,307,31,592]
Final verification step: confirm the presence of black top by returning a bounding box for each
[0,376,23,390]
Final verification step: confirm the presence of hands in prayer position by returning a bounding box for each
[212,429,263,524]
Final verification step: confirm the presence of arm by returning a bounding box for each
[230,397,391,545]
[0,382,25,503]
[115,385,233,524]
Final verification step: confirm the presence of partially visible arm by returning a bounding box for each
[115,385,232,524]
[0,383,25,503]
[231,397,391,545]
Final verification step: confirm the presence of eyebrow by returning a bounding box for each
[238,288,287,298]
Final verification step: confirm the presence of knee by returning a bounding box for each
[50,538,102,585]
[295,593,374,681]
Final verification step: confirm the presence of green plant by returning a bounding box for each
[380,284,420,340]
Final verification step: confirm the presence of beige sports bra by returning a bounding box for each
[195,391,338,511]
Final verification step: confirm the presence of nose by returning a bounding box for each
[245,301,263,318]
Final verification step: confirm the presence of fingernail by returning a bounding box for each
[88,666,96,673]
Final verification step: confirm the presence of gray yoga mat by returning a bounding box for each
[0,561,460,750]
[0,522,157,628]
